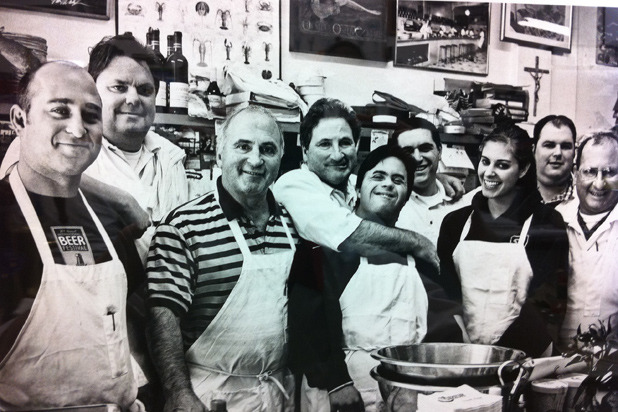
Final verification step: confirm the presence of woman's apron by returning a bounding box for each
[302,255,428,412]
[453,211,534,345]
[0,171,136,410]
[560,220,618,347]
[185,192,296,412]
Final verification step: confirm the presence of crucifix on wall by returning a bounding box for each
[524,56,550,117]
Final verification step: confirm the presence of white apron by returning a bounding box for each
[185,193,296,412]
[560,219,618,346]
[302,255,428,412]
[0,171,136,410]
[453,211,534,344]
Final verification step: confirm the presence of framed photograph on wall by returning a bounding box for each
[289,0,394,62]
[394,1,490,76]
[0,0,112,20]
[501,3,573,52]
[596,7,618,67]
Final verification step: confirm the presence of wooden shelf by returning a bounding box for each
[154,113,300,134]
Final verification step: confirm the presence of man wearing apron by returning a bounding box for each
[0,62,139,410]
[559,131,618,349]
[288,146,428,412]
[146,106,299,412]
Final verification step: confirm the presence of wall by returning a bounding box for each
[1,1,617,132]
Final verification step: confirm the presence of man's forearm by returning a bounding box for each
[339,220,439,273]
[146,306,194,398]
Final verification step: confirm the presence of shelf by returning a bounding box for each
[154,113,217,128]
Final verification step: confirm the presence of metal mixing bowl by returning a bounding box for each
[371,343,527,385]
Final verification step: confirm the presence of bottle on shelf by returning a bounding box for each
[149,28,167,113]
[165,31,189,115]
[205,68,224,116]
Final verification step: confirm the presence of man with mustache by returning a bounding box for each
[393,117,476,246]
[533,115,577,208]
[0,61,141,411]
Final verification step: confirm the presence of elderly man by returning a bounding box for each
[146,106,298,412]
[0,61,141,410]
[393,117,476,246]
[559,130,618,348]
[533,115,577,207]
[273,98,438,271]
[85,33,189,261]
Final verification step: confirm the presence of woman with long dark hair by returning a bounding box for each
[437,122,569,356]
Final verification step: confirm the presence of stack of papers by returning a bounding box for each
[418,385,502,412]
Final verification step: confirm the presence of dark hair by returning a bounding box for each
[355,144,416,199]
[480,122,536,190]
[532,114,577,145]
[17,61,77,113]
[575,130,618,169]
[300,98,361,149]
[87,33,160,91]
[390,117,442,151]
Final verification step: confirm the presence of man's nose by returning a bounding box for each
[412,149,423,162]
[65,115,87,138]
[247,146,264,165]
[125,87,140,105]
[330,143,345,160]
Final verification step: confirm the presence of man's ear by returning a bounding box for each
[531,143,536,154]
[10,105,26,132]
[301,145,308,163]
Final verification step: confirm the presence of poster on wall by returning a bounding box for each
[501,3,573,52]
[117,0,281,82]
[596,7,618,67]
[394,1,489,76]
[289,0,394,62]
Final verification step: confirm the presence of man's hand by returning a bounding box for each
[329,384,365,412]
[410,233,440,278]
[80,174,151,238]
[437,173,465,201]
[163,388,205,412]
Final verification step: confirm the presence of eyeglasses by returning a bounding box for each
[579,167,618,181]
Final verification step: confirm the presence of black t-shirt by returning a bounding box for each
[0,179,144,360]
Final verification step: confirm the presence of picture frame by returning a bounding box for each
[501,3,573,52]
[394,1,490,76]
[596,7,618,67]
[117,0,282,81]
[0,0,112,21]
[289,0,394,62]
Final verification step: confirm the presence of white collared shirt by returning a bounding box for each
[396,181,477,246]
[273,164,361,251]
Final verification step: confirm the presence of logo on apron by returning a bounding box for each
[51,226,95,265]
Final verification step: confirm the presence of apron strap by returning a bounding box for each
[187,362,291,400]
[228,219,252,258]
[10,170,55,265]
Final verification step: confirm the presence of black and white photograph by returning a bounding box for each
[0,1,617,411]
[394,1,490,75]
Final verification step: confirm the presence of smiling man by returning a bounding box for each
[0,61,140,411]
[393,118,476,246]
[533,115,577,207]
[146,106,299,412]
[559,130,618,349]
[273,98,438,270]
[85,33,188,261]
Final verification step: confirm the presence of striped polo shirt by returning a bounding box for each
[146,177,299,349]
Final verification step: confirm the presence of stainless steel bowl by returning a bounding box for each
[371,343,527,385]
[370,366,496,412]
